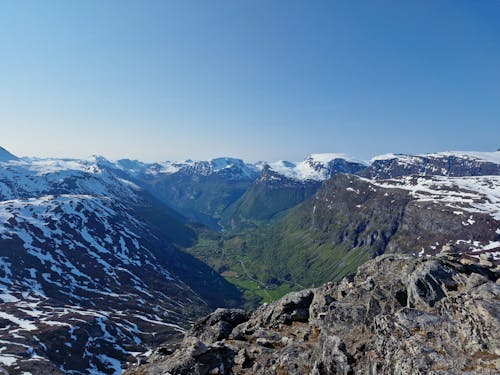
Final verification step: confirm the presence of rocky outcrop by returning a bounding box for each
[125,253,499,374]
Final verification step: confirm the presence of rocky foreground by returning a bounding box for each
[126,252,499,374]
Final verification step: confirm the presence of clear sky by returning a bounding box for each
[1,0,499,162]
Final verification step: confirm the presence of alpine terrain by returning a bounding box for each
[0,149,241,374]
[0,146,499,374]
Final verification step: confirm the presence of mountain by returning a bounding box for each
[0,146,19,162]
[110,154,367,231]
[1,148,499,373]
[220,154,367,231]
[115,158,260,229]
[220,164,321,231]
[125,252,499,374]
[0,194,208,374]
[265,153,367,181]
[191,172,500,301]
[361,151,500,179]
[0,156,242,374]
[113,151,499,232]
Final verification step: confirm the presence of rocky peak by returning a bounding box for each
[125,254,499,374]
[141,158,260,180]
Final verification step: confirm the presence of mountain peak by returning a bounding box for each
[306,153,367,165]
[265,154,366,182]
[0,146,19,162]
[209,157,246,171]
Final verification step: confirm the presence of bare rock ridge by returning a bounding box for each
[125,252,499,374]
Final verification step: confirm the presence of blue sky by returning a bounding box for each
[1,0,499,162]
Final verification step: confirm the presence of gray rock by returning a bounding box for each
[125,254,500,375]
[185,308,248,345]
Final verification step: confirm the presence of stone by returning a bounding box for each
[233,349,248,366]
[125,254,500,375]
[460,257,475,265]
[256,338,272,348]
[186,308,249,345]
[185,338,208,357]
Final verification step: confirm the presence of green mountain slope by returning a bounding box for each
[220,166,320,231]
[188,173,500,306]
[188,174,410,305]
[178,172,500,307]
[220,174,410,287]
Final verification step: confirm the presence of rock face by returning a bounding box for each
[125,254,499,375]
[311,174,500,262]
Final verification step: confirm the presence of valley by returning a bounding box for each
[4,2,500,373]
[0,146,499,374]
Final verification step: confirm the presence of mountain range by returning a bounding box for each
[0,146,499,374]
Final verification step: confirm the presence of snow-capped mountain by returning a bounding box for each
[261,153,367,182]
[0,157,141,202]
[362,151,500,179]
[0,194,208,374]
[0,146,499,374]
[116,157,259,181]
[0,154,237,374]
[114,153,367,183]
[252,151,500,182]
[112,151,500,231]
[110,158,259,229]
[217,155,367,230]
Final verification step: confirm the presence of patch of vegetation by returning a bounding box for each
[220,180,319,231]
[184,175,404,309]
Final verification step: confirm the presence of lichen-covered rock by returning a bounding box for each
[125,254,499,375]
